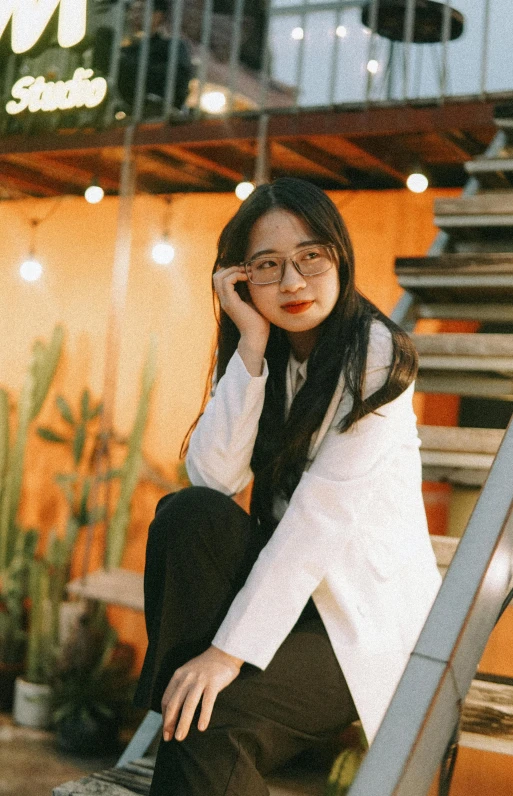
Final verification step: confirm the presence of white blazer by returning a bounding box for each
[186,321,442,744]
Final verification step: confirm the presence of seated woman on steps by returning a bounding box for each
[135,177,442,795]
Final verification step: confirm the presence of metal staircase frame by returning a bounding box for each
[349,122,513,795]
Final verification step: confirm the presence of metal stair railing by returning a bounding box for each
[347,415,513,795]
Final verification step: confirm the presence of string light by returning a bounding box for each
[152,197,175,266]
[407,172,429,193]
[291,27,304,40]
[235,181,255,201]
[367,59,379,74]
[336,25,347,38]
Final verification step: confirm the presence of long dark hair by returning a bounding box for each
[183,178,418,535]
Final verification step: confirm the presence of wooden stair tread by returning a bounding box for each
[434,193,513,216]
[416,304,513,322]
[412,333,513,356]
[416,373,513,397]
[396,253,513,273]
[419,426,504,454]
[465,158,513,175]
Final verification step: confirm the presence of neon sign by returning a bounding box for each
[6,68,108,115]
[0,0,87,54]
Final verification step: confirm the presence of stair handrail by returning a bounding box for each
[347,414,513,795]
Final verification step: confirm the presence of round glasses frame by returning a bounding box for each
[241,243,337,285]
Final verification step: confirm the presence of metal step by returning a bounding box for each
[395,253,513,304]
[419,425,504,486]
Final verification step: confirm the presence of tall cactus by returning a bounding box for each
[0,325,64,572]
[104,337,158,569]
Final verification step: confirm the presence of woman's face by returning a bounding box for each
[245,209,340,358]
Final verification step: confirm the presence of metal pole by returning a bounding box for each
[227,0,245,113]
[402,0,416,102]
[328,9,343,106]
[163,0,186,119]
[365,0,379,104]
[82,0,153,577]
[439,0,452,102]
[195,0,214,117]
[480,0,492,100]
[293,0,309,110]
[253,112,270,185]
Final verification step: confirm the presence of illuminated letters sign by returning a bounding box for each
[6,68,108,115]
[0,0,87,54]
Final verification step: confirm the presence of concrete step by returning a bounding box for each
[416,303,513,322]
[416,372,513,398]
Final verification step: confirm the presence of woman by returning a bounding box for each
[135,178,442,795]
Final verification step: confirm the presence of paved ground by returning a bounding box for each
[0,712,119,796]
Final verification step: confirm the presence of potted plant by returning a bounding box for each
[51,602,136,755]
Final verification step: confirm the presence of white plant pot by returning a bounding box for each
[12,677,52,729]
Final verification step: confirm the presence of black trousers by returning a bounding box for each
[135,486,358,796]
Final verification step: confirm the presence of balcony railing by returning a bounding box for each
[1,0,513,136]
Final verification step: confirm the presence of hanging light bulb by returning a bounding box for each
[291,27,304,40]
[407,172,429,193]
[199,90,227,114]
[367,59,379,74]
[235,181,255,201]
[19,219,43,282]
[152,197,176,266]
[20,257,43,282]
[152,235,175,266]
[84,177,104,204]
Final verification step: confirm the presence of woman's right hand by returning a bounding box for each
[213,266,270,374]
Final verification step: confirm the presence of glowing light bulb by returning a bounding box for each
[199,90,227,114]
[291,27,304,40]
[367,59,379,74]
[85,184,104,204]
[336,25,347,38]
[20,258,43,282]
[235,181,255,201]
[152,240,175,266]
[407,172,429,193]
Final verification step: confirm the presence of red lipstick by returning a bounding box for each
[281,301,314,314]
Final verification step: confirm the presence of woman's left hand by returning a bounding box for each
[161,645,244,742]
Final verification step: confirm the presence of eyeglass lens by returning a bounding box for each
[246,245,333,284]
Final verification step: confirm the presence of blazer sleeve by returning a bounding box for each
[212,324,411,668]
[186,350,269,495]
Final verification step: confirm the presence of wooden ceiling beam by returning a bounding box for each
[140,149,223,189]
[0,161,66,196]
[0,99,497,157]
[277,139,350,185]
[4,153,119,192]
[163,145,243,183]
[331,138,406,184]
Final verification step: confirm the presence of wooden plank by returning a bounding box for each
[396,253,513,274]
[416,304,513,322]
[412,334,513,356]
[415,373,513,397]
[419,425,504,454]
[422,466,488,487]
[465,158,513,174]
[67,568,144,612]
[421,451,495,469]
[418,355,513,373]
[435,193,513,216]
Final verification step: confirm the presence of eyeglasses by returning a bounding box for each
[242,244,337,285]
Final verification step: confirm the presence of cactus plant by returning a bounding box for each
[0,326,64,668]
[104,336,158,569]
